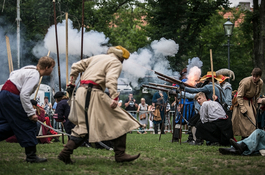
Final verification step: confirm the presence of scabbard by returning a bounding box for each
[84,83,93,138]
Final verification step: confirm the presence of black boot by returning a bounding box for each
[160,124,165,134]
[172,128,180,142]
[219,147,240,155]
[154,124,159,134]
[58,140,76,164]
[186,126,194,142]
[25,146,47,163]
[229,139,248,154]
[113,134,140,163]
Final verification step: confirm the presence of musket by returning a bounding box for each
[142,85,170,92]
[149,83,180,90]
[157,76,175,84]
[155,71,194,88]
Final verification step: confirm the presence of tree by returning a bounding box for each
[145,0,230,71]
[186,8,254,89]
[252,0,265,93]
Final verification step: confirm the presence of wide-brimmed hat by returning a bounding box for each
[200,71,223,82]
[219,75,230,84]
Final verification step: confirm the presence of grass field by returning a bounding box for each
[0,133,265,175]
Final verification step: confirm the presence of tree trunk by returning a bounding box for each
[253,0,265,94]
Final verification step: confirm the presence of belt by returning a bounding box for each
[80,84,103,91]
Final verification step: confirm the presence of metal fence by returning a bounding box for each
[127,110,188,133]
[49,110,188,133]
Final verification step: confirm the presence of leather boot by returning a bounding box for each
[25,146,47,163]
[154,124,159,134]
[113,134,140,163]
[172,128,180,142]
[186,126,194,142]
[229,138,248,154]
[219,147,240,155]
[58,139,76,164]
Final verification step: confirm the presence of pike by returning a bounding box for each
[149,83,180,90]
[154,71,194,88]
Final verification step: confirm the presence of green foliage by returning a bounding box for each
[185,8,254,89]
[145,0,230,71]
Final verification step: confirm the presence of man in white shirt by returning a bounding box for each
[192,92,233,146]
[0,56,55,163]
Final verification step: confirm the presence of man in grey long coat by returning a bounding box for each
[58,46,141,164]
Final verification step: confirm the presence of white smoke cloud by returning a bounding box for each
[187,57,203,72]
[33,19,109,57]
[151,37,179,57]
[0,18,19,84]
[122,38,180,88]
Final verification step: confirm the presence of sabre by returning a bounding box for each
[37,120,70,136]
[37,120,113,151]
[244,114,256,128]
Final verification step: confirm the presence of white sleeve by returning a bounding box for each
[20,73,39,117]
[200,103,208,123]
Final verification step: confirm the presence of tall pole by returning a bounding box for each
[227,38,230,83]
[210,49,215,100]
[16,0,21,69]
[81,0,84,60]
[53,0,62,91]
[65,12,69,85]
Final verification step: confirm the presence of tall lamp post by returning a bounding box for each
[223,18,234,78]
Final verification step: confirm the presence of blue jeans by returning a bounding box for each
[238,129,265,155]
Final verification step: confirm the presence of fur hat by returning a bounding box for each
[107,46,130,59]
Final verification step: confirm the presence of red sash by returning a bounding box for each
[1,80,20,95]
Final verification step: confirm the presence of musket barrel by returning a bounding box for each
[142,85,168,92]
[149,83,179,90]
[157,76,175,84]
[155,71,194,88]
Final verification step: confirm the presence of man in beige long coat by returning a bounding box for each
[58,46,142,164]
[232,68,263,140]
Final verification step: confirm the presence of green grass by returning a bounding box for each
[1,133,265,175]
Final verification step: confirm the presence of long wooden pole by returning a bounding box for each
[5,36,13,73]
[210,49,215,100]
[65,12,69,85]
[34,51,51,100]
[53,0,62,92]
[81,0,84,61]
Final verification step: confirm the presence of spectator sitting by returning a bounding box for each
[190,92,233,146]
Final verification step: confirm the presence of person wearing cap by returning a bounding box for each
[58,46,142,164]
[232,68,263,140]
[218,75,232,108]
[216,68,235,110]
[54,91,75,136]
[0,56,55,163]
